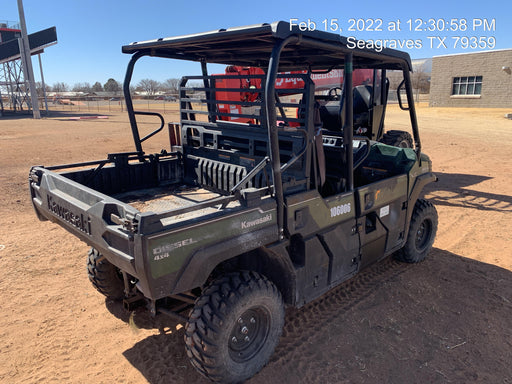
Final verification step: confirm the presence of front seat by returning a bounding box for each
[319,85,373,132]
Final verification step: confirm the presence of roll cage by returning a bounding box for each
[121,21,421,238]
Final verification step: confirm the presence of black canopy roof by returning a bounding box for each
[122,21,412,72]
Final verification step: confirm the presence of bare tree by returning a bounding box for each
[137,78,160,96]
[35,81,51,96]
[411,62,430,94]
[72,82,92,93]
[52,82,69,93]
[162,78,180,94]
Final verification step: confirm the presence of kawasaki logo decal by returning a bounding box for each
[47,195,91,235]
[241,213,272,229]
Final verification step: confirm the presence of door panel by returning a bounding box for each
[286,190,360,304]
[356,174,408,268]
[318,220,359,283]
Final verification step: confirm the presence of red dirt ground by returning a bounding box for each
[0,104,511,383]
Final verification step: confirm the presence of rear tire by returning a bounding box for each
[87,248,125,300]
[396,199,438,263]
[381,130,413,148]
[184,271,284,383]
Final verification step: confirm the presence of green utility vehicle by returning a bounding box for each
[29,21,438,383]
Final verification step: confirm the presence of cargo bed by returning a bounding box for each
[116,185,241,225]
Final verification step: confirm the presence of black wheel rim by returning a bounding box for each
[415,218,432,251]
[228,307,270,363]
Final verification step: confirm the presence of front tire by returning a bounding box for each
[396,199,438,263]
[185,271,284,383]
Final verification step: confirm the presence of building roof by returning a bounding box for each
[122,21,412,71]
[432,48,512,59]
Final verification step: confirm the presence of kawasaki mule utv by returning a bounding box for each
[29,21,438,383]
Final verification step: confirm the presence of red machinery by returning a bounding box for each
[214,66,373,123]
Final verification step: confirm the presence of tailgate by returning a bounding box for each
[29,166,139,275]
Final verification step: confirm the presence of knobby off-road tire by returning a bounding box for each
[185,271,285,384]
[87,247,125,300]
[381,130,414,148]
[396,199,438,263]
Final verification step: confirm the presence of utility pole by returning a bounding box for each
[17,0,41,118]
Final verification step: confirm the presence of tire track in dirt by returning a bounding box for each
[119,256,413,384]
[264,256,412,382]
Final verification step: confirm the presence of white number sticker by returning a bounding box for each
[330,203,351,218]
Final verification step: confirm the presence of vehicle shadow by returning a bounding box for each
[105,296,184,332]
[424,172,512,212]
[119,249,512,384]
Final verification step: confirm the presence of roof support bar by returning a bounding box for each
[123,51,146,156]
[200,60,216,123]
[265,35,299,239]
[402,67,422,159]
[343,52,354,191]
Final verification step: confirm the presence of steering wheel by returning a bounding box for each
[328,87,343,100]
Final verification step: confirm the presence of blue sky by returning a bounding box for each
[2,0,510,87]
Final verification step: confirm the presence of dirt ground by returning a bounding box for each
[1,104,511,384]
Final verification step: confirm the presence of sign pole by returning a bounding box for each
[17,0,41,119]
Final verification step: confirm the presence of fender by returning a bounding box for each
[406,172,437,231]
[170,225,279,294]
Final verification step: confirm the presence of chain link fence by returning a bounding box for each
[43,97,180,114]
[0,96,183,116]
[2,91,430,117]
